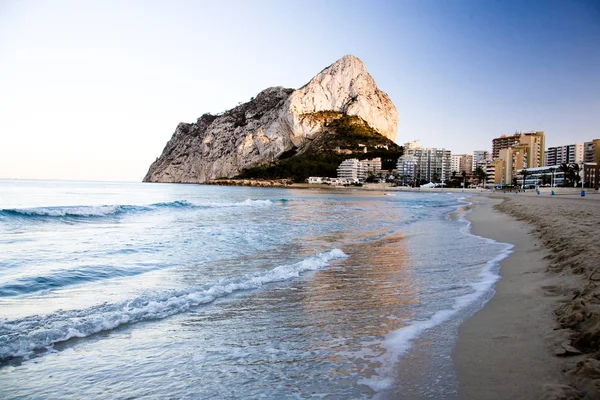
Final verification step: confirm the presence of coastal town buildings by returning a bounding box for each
[337,159,368,181]
[397,141,451,182]
[515,163,599,188]
[522,131,546,168]
[545,144,584,166]
[450,155,460,173]
[419,147,452,182]
[492,131,545,168]
[487,131,546,186]
[460,154,473,174]
[497,147,529,185]
[387,132,596,189]
[492,134,521,160]
[486,158,506,186]
[516,165,565,187]
[451,154,473,174]
[396,154,417,183]
[336,158,381,181]
[396,141,422,182]
[403,140,423,154]
[361,158,382,175]
[583,163,600,188]
[472,150,491,171]
[584,139,600,164]
[326,131,600,189]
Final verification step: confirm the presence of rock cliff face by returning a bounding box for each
[144,55,398,183]
[285,55,397,146]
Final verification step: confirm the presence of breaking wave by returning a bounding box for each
[0,249,347,361]
[0,264,161,297]
[0,199,274,219]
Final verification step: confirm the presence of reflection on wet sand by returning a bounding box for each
[301,231,417,377]
[176,229,418,395]
[176,194,420,395]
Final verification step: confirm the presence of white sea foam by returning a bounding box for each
[0,249,346,361]
[213,199,273,208]
[1,199,273,218]
[7,205,125,217]
[359,201,514,392]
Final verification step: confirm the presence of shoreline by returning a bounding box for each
[200,178,600,196]
[453,196,567,399]
[454,193,600,399]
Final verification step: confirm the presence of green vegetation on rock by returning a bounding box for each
[238,113,403,182]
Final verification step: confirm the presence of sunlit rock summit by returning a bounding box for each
[144,55,399,183]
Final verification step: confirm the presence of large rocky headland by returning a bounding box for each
[143,55,401,184]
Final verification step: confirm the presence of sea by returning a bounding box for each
[0,180,511,399]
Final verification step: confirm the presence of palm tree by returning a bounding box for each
[569,163,581,187]
[521,168,528,188]
[474,166,487,185]
[449,171,457,188]
[558,163,572,187]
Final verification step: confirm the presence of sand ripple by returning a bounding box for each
[495,193,600,399]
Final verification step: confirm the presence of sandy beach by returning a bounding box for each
[454,191,600,399]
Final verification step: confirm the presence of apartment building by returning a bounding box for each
[451,154,473,174]
[489,131,545,184]
[584,139,600,164]
[520,131,545,168]
[337,159,368,181]
[486,158,506,185]
[473,150,491,171]
[450,155,460,173]
[396,142,451,182]
[583,163,600,188]
[492,131,545,168]
[336,158,381,181]
[396,154,417,181]
[515,165,565,187]
[361,158,382,174]
[498,146,530,185]
[492,134,521,160]
[545,144,584,166]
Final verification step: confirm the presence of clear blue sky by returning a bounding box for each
[1,0,598,181]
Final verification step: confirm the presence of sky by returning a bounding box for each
[0,0,599,181]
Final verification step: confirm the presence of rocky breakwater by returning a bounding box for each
[206,179,292,188]
[143,55,398,183]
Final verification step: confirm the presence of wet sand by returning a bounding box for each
[454,192,600,399]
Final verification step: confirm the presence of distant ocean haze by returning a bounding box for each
[0,180,510,398]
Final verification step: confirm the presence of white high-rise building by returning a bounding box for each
[451,155,461,173]
[336,158,379,181]
[361,158,382,174]
[397,154,417,182]
[397,142,451,182]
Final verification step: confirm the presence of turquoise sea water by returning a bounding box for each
[0,180,510,399]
